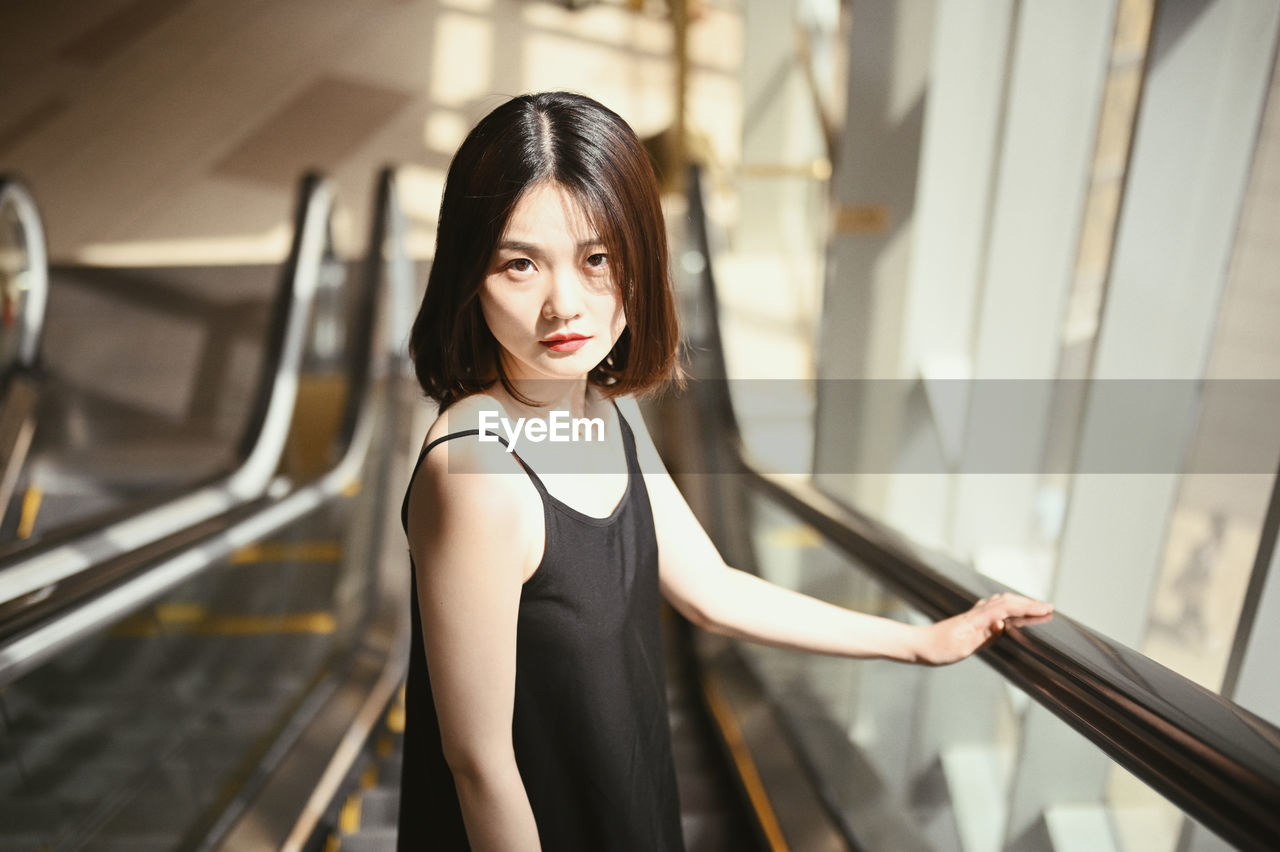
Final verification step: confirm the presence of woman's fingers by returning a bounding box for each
[925,593,1054,666]
[971,592,1054,638]
[978,592,1054,618]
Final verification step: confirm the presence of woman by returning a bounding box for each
[398,91,1052,851]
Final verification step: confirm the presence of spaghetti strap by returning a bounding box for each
[422,428,508,457]
[429,428,552,495]
[611,400,641,473]
[404,405,637,529]
[427,427,552,493]
[402,428,548,530]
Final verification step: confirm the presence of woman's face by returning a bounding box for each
[480,182,626,386]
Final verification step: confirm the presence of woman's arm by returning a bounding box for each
[617,399,1052,665]
[406,438,544,851]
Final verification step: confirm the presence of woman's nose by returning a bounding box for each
[543,270,584,320]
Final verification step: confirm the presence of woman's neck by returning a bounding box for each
[496,377,594,421]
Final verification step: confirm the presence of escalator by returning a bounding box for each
[0,168,416,851]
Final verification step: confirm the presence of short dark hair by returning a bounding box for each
[409,91,681,410]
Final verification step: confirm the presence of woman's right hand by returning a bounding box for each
[916,592,1054,666]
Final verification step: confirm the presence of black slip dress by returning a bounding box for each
[396,408,685,851]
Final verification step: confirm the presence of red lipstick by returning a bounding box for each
[541,333,591,353]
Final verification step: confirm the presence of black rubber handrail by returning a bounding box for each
[681,164,1280,851]
[0,172,344,681]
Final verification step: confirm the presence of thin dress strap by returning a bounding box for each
[423,428,505,457]
[403,405,638,529]
[612,400,640,474]
[401,428,548,531]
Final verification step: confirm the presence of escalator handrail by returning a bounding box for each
[0,175,49,370]
[0,174,332,630]
[223,164,417,852]
[682,164,1280,850]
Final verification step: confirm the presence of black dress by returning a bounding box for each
[396,410,685,850]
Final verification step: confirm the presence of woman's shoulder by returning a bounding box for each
[407,398,545,583]
[409,395,537,525]
[423,394,501,444]
[416,396,515,471]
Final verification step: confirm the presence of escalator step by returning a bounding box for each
[355,787,400,827]
[377,755,402,787]
[336,826,398,852]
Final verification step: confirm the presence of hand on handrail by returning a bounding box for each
[916,592,1054,666]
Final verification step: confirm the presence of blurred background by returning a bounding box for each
[1,1,1278,850]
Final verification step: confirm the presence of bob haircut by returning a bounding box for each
[409,91,681,410]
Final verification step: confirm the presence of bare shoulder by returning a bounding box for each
[407,398,543,579]
[422,394,506,446]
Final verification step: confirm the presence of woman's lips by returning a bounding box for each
[541,334,590,353]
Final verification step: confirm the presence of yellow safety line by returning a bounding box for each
[338,792,362,835]
[386,698,405,734]
[156,602,205,623]
[322,834,341,852]
[701,675,792,852]
[230,541,343,564]
[111,609,336,637]
[194,612,337,634]
[16,485,42,539]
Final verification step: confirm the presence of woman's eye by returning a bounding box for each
[505,258,534,273]
[585,253,608,269]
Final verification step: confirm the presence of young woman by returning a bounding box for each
[398,91,1052,852]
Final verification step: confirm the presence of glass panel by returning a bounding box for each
[703,0,836,470]
[1137,48,1280,699]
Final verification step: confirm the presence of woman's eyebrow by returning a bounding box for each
[497,240,539,253]
[496,238,604,252]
